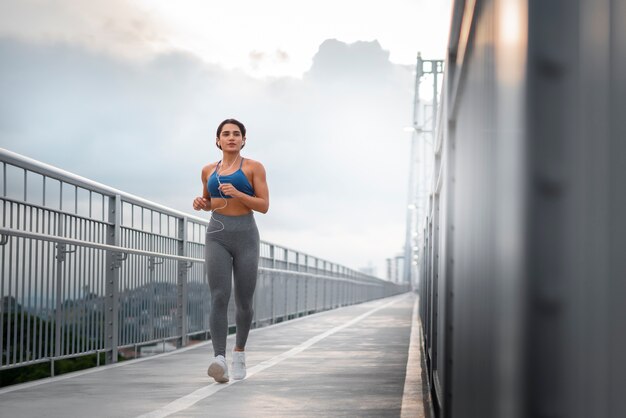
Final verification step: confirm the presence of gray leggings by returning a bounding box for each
[205,212,260,357]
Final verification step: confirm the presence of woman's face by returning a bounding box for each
[217,123,245,151]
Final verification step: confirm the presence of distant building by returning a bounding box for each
[386,254,405,284]
[358,263,377,277]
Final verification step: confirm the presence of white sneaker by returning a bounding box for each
[231,351,246,380]
[207,355,229,383]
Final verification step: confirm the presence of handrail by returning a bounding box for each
[0,227,373,286]
[0,226,201,264]
[0,148,198,223]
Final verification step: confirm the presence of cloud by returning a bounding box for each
[274,50,289,63]
[248,49,291,72]
[305,39,394,83]
[0,0,166,61]
[249,50,266,69]
[0,37,413,275]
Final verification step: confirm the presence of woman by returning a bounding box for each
[192,118,269,383]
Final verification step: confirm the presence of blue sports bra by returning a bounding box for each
[207,158,255,199]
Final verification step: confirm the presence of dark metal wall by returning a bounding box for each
[526,1,626,417]
[418,1,625,417]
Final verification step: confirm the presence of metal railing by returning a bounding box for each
[0,148,407,375]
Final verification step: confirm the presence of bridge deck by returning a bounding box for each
[0,293,428,418]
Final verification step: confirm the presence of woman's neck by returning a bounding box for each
[221,152,240,167]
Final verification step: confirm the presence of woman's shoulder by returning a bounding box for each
[201,162,219,180]
[242,158,265,170]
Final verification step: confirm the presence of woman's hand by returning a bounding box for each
[193,197,211,211]
[217,183,244,198]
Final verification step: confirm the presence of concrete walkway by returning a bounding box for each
[0,293,429,418]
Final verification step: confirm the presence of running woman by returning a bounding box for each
[192,118,269,382]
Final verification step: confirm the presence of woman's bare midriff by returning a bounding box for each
[210,198,253,216]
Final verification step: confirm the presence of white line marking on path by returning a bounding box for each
[401,294,427,418]
[136,294,410,418]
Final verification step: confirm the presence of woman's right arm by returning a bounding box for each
[192,164,213,211]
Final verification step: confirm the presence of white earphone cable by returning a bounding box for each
[207,155,240,234]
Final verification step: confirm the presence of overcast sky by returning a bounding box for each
[0,0,451,277]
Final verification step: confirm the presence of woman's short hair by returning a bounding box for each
[216,118,246,138]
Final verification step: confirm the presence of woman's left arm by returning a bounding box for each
[219,161,269,213]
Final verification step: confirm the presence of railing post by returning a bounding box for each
[330,264,335,308]
[284,248,289,271]
[269,244,275,323]
[303,254,308,314]
[313,258,318,309]
[339,267,344,306]
[53,214,65,377]
[270,272,275,324]
[176,217,189,348]
[283,249,289,319]
[295,252,299,315]
[148,256,156,342]
[323,262,328,309]
[284,268,289,318]
[105,195,121,365]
